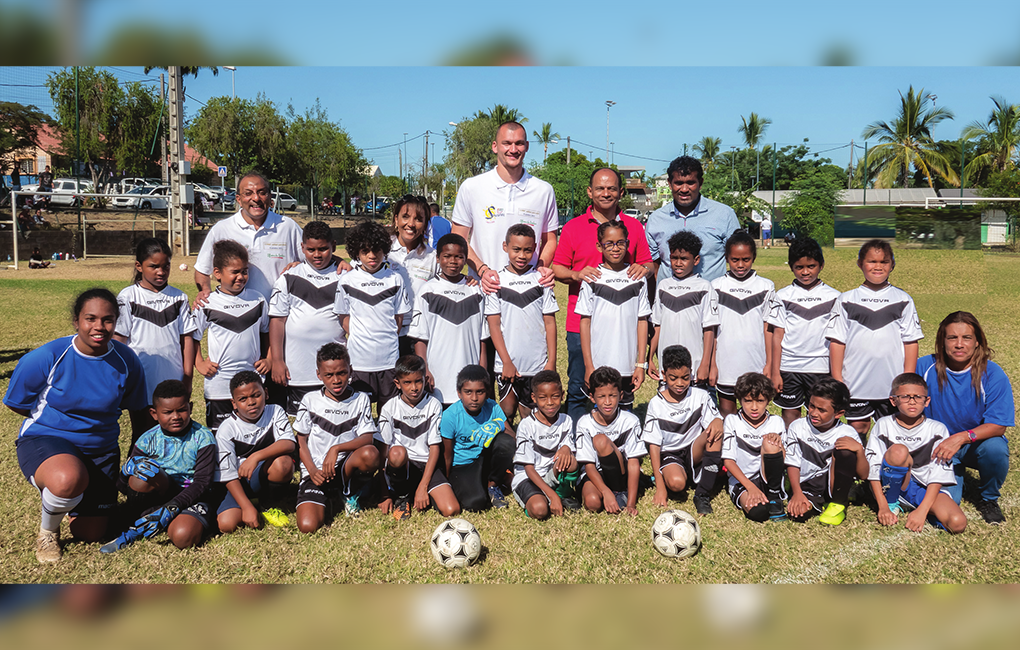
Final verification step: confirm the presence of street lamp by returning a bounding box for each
[605,100,616,162]
[611,142,614,165]
[730,146,737,191]
[223,66,236,99]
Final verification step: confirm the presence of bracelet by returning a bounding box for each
[635,362,648,370]
[967,429,977,443]
[478,265,490,276]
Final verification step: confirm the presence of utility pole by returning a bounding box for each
[424,130,430,199]
[605,100,616,163]
[160,74,168,185]
[567,136,573,221]
[848,139,854,190]
[167,66,190,256]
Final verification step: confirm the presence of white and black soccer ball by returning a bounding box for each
[652,509,701,558]
[430,518,482,568]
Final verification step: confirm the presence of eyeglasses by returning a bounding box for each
[891,394,927,403]
[600,239,629,250]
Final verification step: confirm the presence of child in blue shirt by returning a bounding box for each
[441,365,515,511]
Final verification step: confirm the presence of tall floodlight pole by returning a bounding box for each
[605,100,616,162]
[224,66,236,99]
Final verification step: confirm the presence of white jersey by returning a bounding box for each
[651,274,719,372]
[388,239,437,336]
[711,271,775,386]
[642,387,720,453]
[293,389,377,479]
[767,281,841,374]
[575,409,646,469]
[214,403,297,482]
[333,263,412,372]
[825,284,923,400]
[484,266,559,375]
[785,417,860,484]
[408,275,489,404]
[722,413,789,488]
[575,265,652,377]
[115,283,197,393]
[269,260,345,386]
[378,393,444,464]
[193,288,269,400]
[865,415,955,488]
[512,412,576,491]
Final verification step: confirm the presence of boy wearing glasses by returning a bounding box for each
[865,373,967,533]
[576,220,651,409]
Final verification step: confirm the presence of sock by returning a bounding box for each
[830,449,858,506]
[40,488,83,532]
[879,459,909,507]
[385,464,409,499]
[695,450,723,498]
[554,469,580,500]
[598,452,626,493]
[746,503,770,522]
[761,452,785,501]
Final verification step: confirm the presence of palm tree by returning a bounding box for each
[693,136,722,170]
[738,113,771,150]
[483,104,528,126]
[962,95,1020,179]
[861,86,957,189]
[532,122,561,164]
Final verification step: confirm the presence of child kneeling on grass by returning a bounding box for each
[441,365,515,511]
[511,370,580,519]
[294,343,381,533]
[101,380,217,552]
[576,366,646,516]
[866,372,966,534]
[722,372,792,522]
[213,371,297,534]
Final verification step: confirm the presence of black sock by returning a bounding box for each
[696,450,722,497]
[830,449,858,506]
[598,452,626,493]
[385,464,409,498]
[762,452,785,501]
[746,503,770,522]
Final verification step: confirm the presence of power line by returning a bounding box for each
[362,131,426,151]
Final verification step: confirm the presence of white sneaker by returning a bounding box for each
[35,529,61,563]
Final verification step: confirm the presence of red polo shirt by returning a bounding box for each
[552,207,653,333]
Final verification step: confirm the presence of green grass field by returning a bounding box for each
[1,247,1018,583]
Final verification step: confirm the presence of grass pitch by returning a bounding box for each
[1,248,1017,583]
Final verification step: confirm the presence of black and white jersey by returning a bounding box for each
[269,261,345,387]
[651,274,719,372]
[408,276,489,404]
[825,284,923,400]
[378,393,443,464]
[711,271,775,386]
[293,389,377,479]
[785,417,859,484]
[193,288,269,400]
[511,413,575,491]
[575,409,646,469]
[574,265,652,377]
[388,239,437,337]
[722,413,789,489]
[115,283,197,393]
[214,403,297,482]
[865,415,954,488]
[484,267,558,375]
[642,387,720,453]
[333,263,412,372]
[766,280,841,374]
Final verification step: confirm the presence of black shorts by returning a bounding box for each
[16,435,119,517]
[296,453,355,507]
[287,384,320,417]
[578,453,629,494]
[774,372,829,410]
[496,375,537,410]
[716,384,736,399]
[846,398,896,422]
[205,399,234,433]
[389,458,450,497]
[798,473,830,512]
[350,368,399,408]
[728,474,787,507]
[513,478,549,508]
[176,498,216,532]
[659,447,696,488]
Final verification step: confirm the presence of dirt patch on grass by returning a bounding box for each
[0,255,200,283]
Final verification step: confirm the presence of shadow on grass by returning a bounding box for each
[0,347,32,380]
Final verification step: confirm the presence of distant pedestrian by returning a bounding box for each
[761,215,773,248]
[427,201,451,248]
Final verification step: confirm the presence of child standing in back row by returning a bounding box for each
[115,238,197,442]
[827,239,923,439]
[486,224,559,426]
[711,231,775,417]
[767,237,841,427]
[576,220,651,409]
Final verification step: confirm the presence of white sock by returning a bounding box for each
[40,488,83,532]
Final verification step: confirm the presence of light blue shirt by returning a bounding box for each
[645,196,741,282]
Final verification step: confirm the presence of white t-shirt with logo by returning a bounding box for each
[293,389,377,479]
[378,394,444,465]
[575,265,651,377]
[333,264,412,372]
[766,280,841,374]
[722,412,790,490]
[192,288,270,400]
[711,271,775,386]
[511,413,576,491]
[651,274,719,372]
[388,238,437,337]
[115,283,197,393]
[484,267,559,375]
[269,260,345,386]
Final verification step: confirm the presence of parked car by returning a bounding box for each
[272,191,297,211]
[193,182,223,204]
[221,188,236,210]
[622,208,641,219]
[364,199,389,214]
[21,178,96,207]
[110,185,170,210]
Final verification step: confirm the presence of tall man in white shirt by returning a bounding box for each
[450,121,559,294]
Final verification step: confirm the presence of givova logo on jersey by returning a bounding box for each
[484,206,505,222]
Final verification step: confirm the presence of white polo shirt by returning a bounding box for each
[195,210,304,300]
[451,168,558,271]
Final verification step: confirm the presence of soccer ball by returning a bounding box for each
[179,263,188,271]
[430,518,482,568]
[652,509,701,558]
